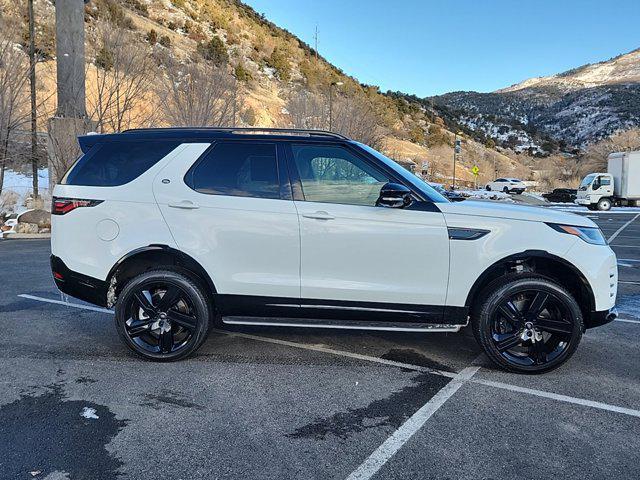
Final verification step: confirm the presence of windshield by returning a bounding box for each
[579,173,597,190]
[355,142,449,203]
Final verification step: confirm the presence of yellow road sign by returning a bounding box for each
[471,165,480,176]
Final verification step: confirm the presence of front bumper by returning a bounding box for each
[50,255,108,307]
[575,198,590,206]
[585,307,618,329]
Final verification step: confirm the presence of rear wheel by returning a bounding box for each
[472,276,583,373]
[115,270,211,361]
[597,198,612,211]
[503,186,510,193]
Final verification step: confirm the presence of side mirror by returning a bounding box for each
[376,183,412,208]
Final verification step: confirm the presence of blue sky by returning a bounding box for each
[242,0,639,97]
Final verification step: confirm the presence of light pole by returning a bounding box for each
[328,81,343,131]
[452,132,462,190]
[28,0,38,198]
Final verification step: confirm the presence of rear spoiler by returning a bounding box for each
[77,132,104,154]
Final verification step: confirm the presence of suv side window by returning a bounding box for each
[63,141,180,186]
[187,142,280,199]
[291,144,389,206]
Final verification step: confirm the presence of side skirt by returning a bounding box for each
[222,317,467,333]
[216,294,469,326]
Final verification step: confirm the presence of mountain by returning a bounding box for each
[428,49,640,153]
[1,0,526,184]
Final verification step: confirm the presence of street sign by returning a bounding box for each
[471,165,480,176]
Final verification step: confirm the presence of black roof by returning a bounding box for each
[78,127,351,153]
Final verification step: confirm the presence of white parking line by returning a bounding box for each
[616,318,640,324]
[473,378,640,418]
[345,366,480,480]
[212,329,458,379]
[608,213,640,242]
[18,294,114,314]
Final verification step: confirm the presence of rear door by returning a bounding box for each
[153,141,300,314]
[286,142,450,321]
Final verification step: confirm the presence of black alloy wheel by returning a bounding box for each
[473,276,583,373]
[115,270,211,361]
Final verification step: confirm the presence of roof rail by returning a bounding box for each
[122,127,350,140]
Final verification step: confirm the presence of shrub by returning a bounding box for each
[266,47,290,81]
[234,64,252,82]
[159,35,172,48]
[95,47,114,71]
[146,29,158,45]
[197,37,228,65]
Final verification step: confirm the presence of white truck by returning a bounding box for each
[575,151,640,211]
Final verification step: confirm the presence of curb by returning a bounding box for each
[1,233,51,239]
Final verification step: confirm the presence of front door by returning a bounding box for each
[153,141,300,315]
[287,143,450,322]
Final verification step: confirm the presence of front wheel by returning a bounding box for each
[597,198,612,211]
[115,269,211,361]
[486,185,492,191]
[503,186,510,193]
[472,276,583,373]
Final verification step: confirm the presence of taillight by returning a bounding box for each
[51,197,103,215]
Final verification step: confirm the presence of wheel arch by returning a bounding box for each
[106,245,217,307]
[465,250,595,320]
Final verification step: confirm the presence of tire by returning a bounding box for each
[503,186,510,193]
[472,275,583,374]
[597,198,612,211]
[115,269,212,361]
[486,185,491,191]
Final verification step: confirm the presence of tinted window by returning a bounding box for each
[292,144,389,206]
[188,142,280,199]
[64,141,180,186]
[496,178,507,182]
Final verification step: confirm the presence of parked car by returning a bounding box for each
[486,178,526,194]
[542,188,577,204]
[428,182,465,202]
[51,128,617,373]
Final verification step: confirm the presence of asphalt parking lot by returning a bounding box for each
[0,209,639,480]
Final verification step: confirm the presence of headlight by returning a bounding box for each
[546,223,607,245]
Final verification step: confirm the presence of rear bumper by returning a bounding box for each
[50,255,108,307]
[585,307,618,329]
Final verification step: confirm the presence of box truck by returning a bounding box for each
[575,151,640,211]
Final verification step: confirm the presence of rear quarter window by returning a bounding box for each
[63,141,181,186]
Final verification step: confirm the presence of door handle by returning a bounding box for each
[168,200,200,210]
[302,211,335,220]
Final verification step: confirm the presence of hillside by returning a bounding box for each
[428,48,640,153]
[0,0,527,185]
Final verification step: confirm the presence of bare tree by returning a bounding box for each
[161,60,236,127]
[286,90,385,148]
[332,95,385,149]
[582,128,640,173]
[88,25,156,132]
[286,90,327,130]
[0,35,32,196]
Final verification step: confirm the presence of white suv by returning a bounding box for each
[486,178,526,194]
[51,128,617,373]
